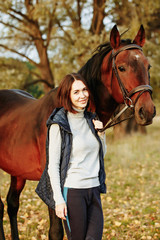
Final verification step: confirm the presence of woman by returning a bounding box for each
[36,73,106,240]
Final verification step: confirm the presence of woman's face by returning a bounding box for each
[70,80,89,110]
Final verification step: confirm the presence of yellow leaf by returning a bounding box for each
[107,196,112,202]
[155,222,160,227]
[114,221,121,227]
[134,220,141,225]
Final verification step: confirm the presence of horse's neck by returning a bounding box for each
[93,81,118,125]
[37,88,60,120]
[79,49,118,125]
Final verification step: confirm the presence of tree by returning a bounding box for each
[0,0,110,92]
[0,0,58,92]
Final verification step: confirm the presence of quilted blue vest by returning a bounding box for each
[36,107,106,209]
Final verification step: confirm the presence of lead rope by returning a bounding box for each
[97,104,134,132]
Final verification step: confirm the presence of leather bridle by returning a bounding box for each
[98,44,153,132]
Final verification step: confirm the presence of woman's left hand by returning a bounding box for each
[92,119,105,136]
[55,203,67,220]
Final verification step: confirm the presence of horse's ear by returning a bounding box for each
[110,25,120,49]
[133,25,145,47]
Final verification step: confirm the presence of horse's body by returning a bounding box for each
[0,25,156,240]
[0,89,58,179]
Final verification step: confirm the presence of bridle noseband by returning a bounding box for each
[99,44,153,132]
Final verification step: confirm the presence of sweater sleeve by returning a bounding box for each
[48,124,65,206]
[99,134,107,156]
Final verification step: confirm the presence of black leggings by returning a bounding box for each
[63,187,103,240]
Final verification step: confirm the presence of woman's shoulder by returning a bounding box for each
[46,107,67,126]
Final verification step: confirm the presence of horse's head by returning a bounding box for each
[101,25,156,126]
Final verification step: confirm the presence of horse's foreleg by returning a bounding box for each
[0,197,5,240]
[48,207,64,240]
[7,176,26,240]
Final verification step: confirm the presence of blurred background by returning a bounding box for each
[0,0,159,98]
[0,1,159,239]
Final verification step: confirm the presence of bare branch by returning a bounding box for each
[25,0,33,14]
[0,14,39,39]
[77,0,82,27]
[62,1,75,24]
[62,0,82,28]
[0,20,30,36]
[23,79,54,89]
[50,36,71,43]
[46,3,57,47]
[9,7,31,22]
[55,19,74,44]
[7,11,24,23]
[0,44,38,66]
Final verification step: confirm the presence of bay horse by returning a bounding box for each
[0,25,156,240]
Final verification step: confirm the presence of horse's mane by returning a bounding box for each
[78,39,132,94]
[78,42,112,92]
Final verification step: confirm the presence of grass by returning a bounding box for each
[0,115,160,240]
[102,116,160,240]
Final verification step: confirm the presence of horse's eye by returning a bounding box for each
[118,66,125,72]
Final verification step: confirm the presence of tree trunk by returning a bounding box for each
[90,0,105,34]
[37,46,54,92]
[25,0,54,92]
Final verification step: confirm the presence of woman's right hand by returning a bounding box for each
[55,203,67,220]
[92,119,105,137]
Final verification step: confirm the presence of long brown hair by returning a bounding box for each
[57,73,95,113]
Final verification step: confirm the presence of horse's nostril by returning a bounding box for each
[139,107,145,120]
[153,106,156,118]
